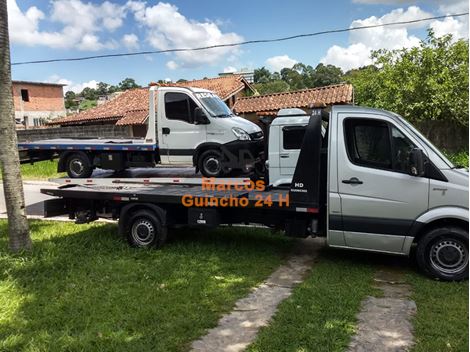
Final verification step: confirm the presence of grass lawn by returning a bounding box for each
[0,221,292,352]
[20,160,64,180]
[407,272,469,352]
[248,249,469,352]
[247,248,379,352]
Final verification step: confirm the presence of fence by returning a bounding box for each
[17,124,133,142]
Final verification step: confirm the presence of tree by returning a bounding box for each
[96,82,109,96]
[253,80,290,94]
[311,63,343,87]
[64,90,77,109]
[254,67,272,83]
[80,87,97,101]
[118,78,140,91]
[347,30,469,127]
[0,0,31,251]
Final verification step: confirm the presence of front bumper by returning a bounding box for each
[221,139,265,170]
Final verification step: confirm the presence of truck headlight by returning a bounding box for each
[232,127,251,141]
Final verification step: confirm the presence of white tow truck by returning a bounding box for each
[41,105,469,281]
[19,86,264,178]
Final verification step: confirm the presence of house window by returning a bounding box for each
[33,118,43,127]
[21,89,29,102]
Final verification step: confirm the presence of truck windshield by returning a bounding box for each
[391,112,455,168]
[195,92,233,118]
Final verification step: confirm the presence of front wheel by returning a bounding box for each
[416,226,468,281]
[198,150,227,177]
[125,210,167,249]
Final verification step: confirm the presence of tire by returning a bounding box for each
[198,149,227,177]
[416,226,468,281]
[125,210,167,249]
[66,153,93,178]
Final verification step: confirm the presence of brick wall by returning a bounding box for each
[12,83,65,112]
[17,125,133,142]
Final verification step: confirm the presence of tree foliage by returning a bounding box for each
[253,63,344,93]
[346,30,469,126]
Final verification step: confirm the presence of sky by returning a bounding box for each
[7,0,469,93]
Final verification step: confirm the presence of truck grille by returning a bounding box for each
[249,131,264,140]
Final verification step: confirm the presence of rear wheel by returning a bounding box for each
[416,226,468,281]
[66,153,93,178]
[198,150,227,177]
[125,210,167,248]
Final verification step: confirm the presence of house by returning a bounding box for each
[50,75,256,137]
[232,84,354,124]
[219,68,255,84]
[12,81,66,127]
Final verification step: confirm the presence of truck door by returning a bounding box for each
[279,125,306,175]
[336,113,429,253]
[161,92,207,164]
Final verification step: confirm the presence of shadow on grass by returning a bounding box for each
[0,221,294,352]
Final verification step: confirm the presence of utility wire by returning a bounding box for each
[11,12,469,66]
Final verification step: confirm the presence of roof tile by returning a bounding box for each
[233,84,353,114]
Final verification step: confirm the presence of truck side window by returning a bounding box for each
[165,93,198,123]
[391,126,415,172]
[283,126,306,150]
[345,119,392,170]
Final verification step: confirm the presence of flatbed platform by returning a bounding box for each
[18,138,156,152]
[41,183,293,209]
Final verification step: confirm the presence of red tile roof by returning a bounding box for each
[233,84,353,115]
[51,75,253,126]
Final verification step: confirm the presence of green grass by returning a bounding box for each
[79,99,97,111]
[444,150,469,168]
[0,221,292,352]
[407,272,468,352]
[20,160,64,180]
[247,248,379,352]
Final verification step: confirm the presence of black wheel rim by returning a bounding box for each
[131,219,155,246]
[429,238,468,275]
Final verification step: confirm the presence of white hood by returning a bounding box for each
[228,115,262,134]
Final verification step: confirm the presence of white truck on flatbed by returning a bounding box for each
[19,86,264,178]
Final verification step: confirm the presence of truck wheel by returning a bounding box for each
[416,226,468,281]
[198,150,226,177]
[126,210,167,248]
[66,153,93,178]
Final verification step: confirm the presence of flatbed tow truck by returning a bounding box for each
[41,106,469,281]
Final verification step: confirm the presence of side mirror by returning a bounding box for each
[194,107,209,125]
[409,148,425,177]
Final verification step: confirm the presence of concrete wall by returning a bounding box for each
[17,124,133,142]
[416,120,468,153]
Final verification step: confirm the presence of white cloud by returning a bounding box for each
[7,0,126,51]
[128,2,243,67]
[48,76,98,94]
[265,55,298,71]
[223,66,237,73]
[122,33,139,50]
[68,80,99,94]
[166,60,179,70]
[321,6,468,71]
[430,16,468,40]
[46,74,72,87]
